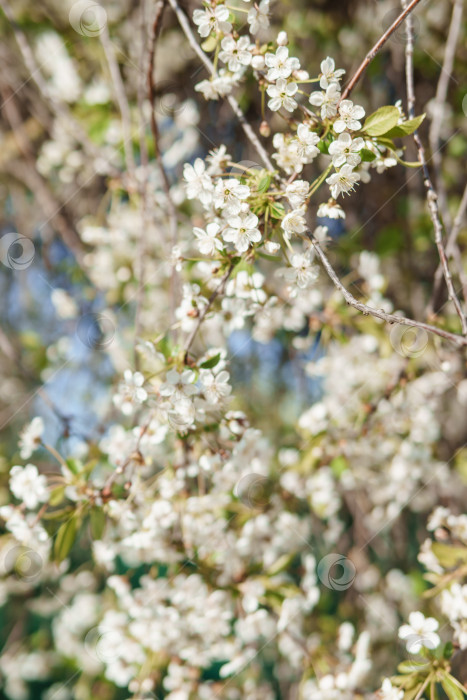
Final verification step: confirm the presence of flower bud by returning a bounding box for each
[251,55,265,71]
[277,31,288,46]
[259,120,271,137]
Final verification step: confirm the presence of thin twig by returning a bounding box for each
[134,0,151,367]
[428,0,463,228]
[100,25,136,176]
[308,233,467,347]
[401,0,467,335]
[340,0,424,101]
[431,183,467,309]
[167,0,275,172]
[147,0,180,329]
[184,263,235,362]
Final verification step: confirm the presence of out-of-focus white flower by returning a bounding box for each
[18,417,44,460]
[398,611,440,653]
[9,464,48,510]
[113,370,147,416]
[183,158,213,205]
[200,370,232,404]
[248,0,270,34]
[193,223,224,256]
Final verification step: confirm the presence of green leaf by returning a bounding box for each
[359,148,377,162]
[200,352,221,369]
[363,106,401,136]
[444,642,454,659]
[397,660,430,674]
[257,173,272,193]
[200,35,218,52]
[89,507,106,541]
[54,517,78,562]
[385,114,426,138]
[403,686,427,700]
[432,542,467,568]
[65,458,81,475]
[269,202,285,220]
[441,675,465,700]
[49,486,66,507]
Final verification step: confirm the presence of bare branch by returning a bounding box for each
[428,0,463,228]
[100,25,136,176]
[308,233,467,347]
[340,0,424,101]
[167,0,275,172]
[147,0,180,329]
[431,183,467,309]
[184,263,235,362]
[401,0,467,335]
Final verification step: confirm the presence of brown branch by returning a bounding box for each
[167,0,275,172]
[100,25,136,176]
[431,183,467,312]
[428,0,463,228]
[147,0,180,329]
[340,0,424,101]
[308,233,467,347]
[401,1,467,335]
[184,263,235,363]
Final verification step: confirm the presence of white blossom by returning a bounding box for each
[328,132,364,167]
[193,222,224,256]
[18,417,44,460]
[333,100,366,133]
[265,46,300,81]
[309,82,341,119]
[398,611,440,653]
[326,164,360,198]
[281,208,307,237]
[267,79,298,112]
[9,464,48,510]
[192,5,232,38]
[183,158,213,205]
[219,36,253,72]
[223,210,261,252]
[247,0,270,34]
[319,56,346,89]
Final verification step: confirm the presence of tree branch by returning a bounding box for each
[308,233,467,347]
[184,263,234,362]
[401,0,467,335]
[340,0,424,101]
[428,0,463,228]
[147,0,180,329]
[167,0,275,172]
